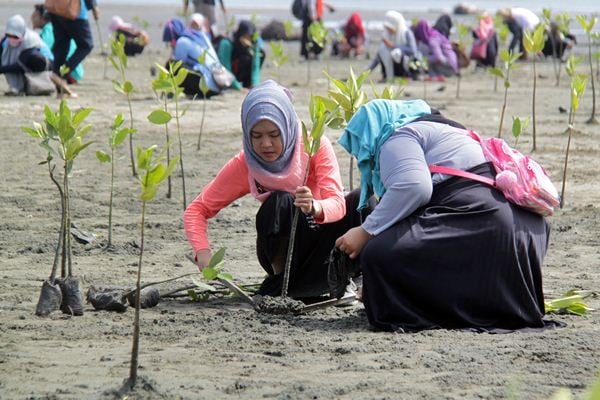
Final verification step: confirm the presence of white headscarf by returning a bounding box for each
[2,15,43,92]
[382,11,408,46]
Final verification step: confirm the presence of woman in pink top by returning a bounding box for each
[184,80,364,298]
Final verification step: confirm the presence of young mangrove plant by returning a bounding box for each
[96,113,135,247]
[492,17,510,92]
[523,24,546,151]
[269,41,289,83]
[195,50,210,151]
[306,21,327,85]
[122,144,177,392]
[23,101,93,317]
[560,56,587,208]
[281,95,333,298]
[149,61,190,210]
[455,23,473,99]
[576,15,599,124]
[488,49,522,138]
[110,33,138,176]
[323,68,369,190]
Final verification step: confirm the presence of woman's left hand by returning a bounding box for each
[335,227,373,259]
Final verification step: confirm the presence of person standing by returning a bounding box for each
[183,0,226,31]
[47,0,98,82]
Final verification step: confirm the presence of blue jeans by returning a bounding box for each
[50,14,93,76]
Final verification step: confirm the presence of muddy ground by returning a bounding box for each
[0,2,599,399]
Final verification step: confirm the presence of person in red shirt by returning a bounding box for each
[184,80,363,298]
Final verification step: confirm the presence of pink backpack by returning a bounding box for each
[429,130,560,216]
[470,38,488,60]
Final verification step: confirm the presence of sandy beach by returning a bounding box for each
[1,1,599,399]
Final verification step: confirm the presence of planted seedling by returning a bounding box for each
[592,32,600,80]
[306,21,327,85]
[323,68,369,190]
[576,15,599,124]
[281,95,334,298]
[371,78,407,100]
[121,144,177,393]
[511,116,530,147]
[269,41,289,83]
[195,50,210,151]
[96,113,135,247]
[455,23,473,99]
[560,55,587,208]
[284,21,294,39]
[492,17,510,92]
[23,101,93,316]
[110,33,138,176]
[149,61,191,210]
[545,288,595,316]
[523,24,546,151]
[488,49,522,138]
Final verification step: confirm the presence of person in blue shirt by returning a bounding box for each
[47,0,98,82]
[173,13,241,98]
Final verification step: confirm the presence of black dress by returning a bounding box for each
[361,163,550,332]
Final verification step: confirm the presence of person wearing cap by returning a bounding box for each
[108,16,149,57]
[31,3,84,84]
[47,0,98,82]
[0,14,54,95]
[184,80,365,299]
[173,13,241,97]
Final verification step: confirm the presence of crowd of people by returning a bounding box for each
[1,2,580,333]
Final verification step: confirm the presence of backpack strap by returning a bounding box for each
[428,164,495,187]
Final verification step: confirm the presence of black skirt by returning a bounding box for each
[255,189,364,298]
[361,163,551,332]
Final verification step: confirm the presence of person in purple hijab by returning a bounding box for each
[413,19,458,81]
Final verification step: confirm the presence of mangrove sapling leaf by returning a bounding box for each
[281,96,334,298]
[560,60,587,208]
[523,25,546,151]
[323,68,369,190]
[305,22,328,85]
[110,34,138,177]
[577,15,599,124]
[544,290,594,316]
[123,144,178,392]
[269,41,289,83]
[511,116,530,147]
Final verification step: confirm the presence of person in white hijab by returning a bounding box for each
[0,14,49,95]
[368,11,420,82]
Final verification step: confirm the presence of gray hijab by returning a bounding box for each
[241,80,299,174]
[2,15,43,92]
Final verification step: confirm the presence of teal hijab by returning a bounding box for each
[338,99,431,210]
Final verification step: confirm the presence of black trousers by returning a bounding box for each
[255,189,364,298]
[49,14,93,76]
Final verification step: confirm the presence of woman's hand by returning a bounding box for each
[294,186,322,217]
[195,249,212,271]
[335,227,373,259]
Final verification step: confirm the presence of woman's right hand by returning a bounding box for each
[196,249,212,271]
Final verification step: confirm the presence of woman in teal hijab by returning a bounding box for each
[335,99,553,332]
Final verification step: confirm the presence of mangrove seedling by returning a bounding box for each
[545,289,595,316]
[523,24,546,151]
[511,116,530,147]
[306,21,327,85]
[488,49,522,138]
[576,15,599,124]
[23,101,93,316]
[269,41,289,83]
[150,61,190,210]
[492,17,510,92]
[284,21,294,39]
[96,113,136,247]
[110,33,138,176]
[195,50,210,151]
[560,56,587,208]
[455,23,473,99]
[281,95,334,298]
[323,68,369,190]
[122,144,177,392]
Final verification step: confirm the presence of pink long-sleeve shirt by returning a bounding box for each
[183,136,345,256]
